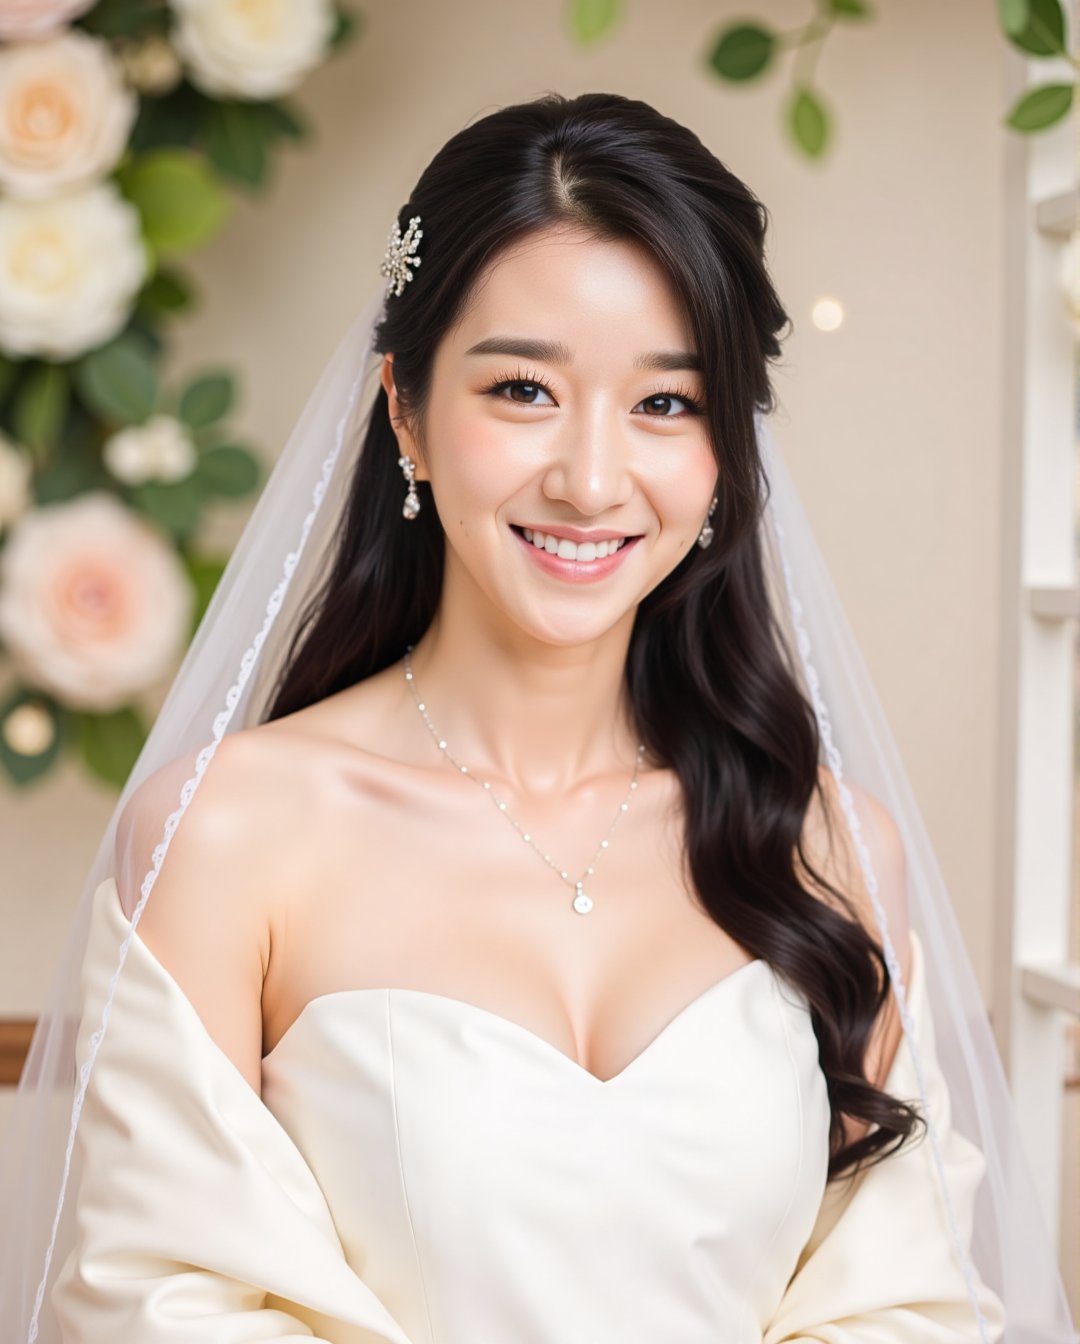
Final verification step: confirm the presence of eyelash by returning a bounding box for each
[482,366,705,418]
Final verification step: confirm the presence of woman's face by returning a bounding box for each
[382,225,719,649]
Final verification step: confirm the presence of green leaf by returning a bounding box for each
[77,0,168,38]
[569,0,621,43]
[829,0,872,16]
[707,23,776,81]
[76,705,146,789]
[33,449,109,503]
[0,353,19,404]
[202,100,270,187]
[0,689,67,787]
[1006,0,1066,54]
[138,267,197,318]
[789,87,829,157]
[329,5,362,50]
[123,312,167,358]
[129,83,205,154]
[179,372,234,429]
[130,476,204,538]
[117,148,232,256]
[259,99,309,141]
[1005,81,1073,130]
[75,332,159,424]
[12,363,69,453]
[200,98,310,188]
[193,444,260,497]
[998,0,1030,36]
[183,551,228,631]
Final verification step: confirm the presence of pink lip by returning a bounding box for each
[510,524,641,583]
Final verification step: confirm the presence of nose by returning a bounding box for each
[540,402,633,518]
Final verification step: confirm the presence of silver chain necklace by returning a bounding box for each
[403,645,646,915]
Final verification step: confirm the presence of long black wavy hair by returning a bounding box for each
[263,90,922,1182]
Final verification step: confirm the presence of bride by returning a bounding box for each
[127,197,911,1110]
[5,90,1074,1344]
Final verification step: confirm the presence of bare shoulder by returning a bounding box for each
[798,765,911,957]
[113,724,323,1095]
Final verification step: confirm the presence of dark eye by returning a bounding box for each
[489,379,556,405]
[635,392,703,418]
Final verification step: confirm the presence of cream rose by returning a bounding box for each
[117,35,184,96]
[0,30,137,200]
[0,431,32,529]
[103,415,198,485]
[2,699,55,756]
[0,0,95,41]
[169,0,336,99]
[0,181,147,359]
[0,491,194,712]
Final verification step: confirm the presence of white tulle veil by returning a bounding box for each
[0,260,1076,1343]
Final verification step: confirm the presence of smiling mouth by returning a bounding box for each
[509,524,643,561]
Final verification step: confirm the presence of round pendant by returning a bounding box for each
[572,891,593,915]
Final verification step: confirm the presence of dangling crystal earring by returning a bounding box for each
[696,495,718,548]
[399,454,421,520]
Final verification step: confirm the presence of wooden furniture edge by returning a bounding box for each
[0,1018,37,1087]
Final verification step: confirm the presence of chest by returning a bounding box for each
[260,761,763,1083]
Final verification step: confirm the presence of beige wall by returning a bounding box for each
[4,0,1066,1288]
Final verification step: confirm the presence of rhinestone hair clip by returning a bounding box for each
[380,213,423,299]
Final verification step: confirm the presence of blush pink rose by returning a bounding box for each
[0,0,95,40]
[0,29,137,200]
[0,492,195,711]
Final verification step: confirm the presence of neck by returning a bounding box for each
[401,602,642,801]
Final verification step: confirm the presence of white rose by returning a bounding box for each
[169,0,336,99]
[104,414,198,485]
[0,491,195,712]
[0,432,32,528]
[0,0,95,40]
[0,30,137,200]
[0,181,148,360]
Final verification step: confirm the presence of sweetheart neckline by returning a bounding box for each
[261,956,783,1087]
[99,876,792,1090]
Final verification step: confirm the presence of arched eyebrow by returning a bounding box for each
[464,336,701,372]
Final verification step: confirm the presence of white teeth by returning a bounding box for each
[520,527,628,561]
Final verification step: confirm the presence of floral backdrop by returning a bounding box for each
[0,0,1070,793]
[0,0,354,789]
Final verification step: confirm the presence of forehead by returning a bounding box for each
[448,225,695,356]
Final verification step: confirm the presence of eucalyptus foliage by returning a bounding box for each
[567,0,1073,159]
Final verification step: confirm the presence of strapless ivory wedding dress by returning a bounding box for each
[49,876,1004,1343]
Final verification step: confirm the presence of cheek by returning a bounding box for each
[651,446,718,530]
[431,405,528,524]
[690,447,720,505]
